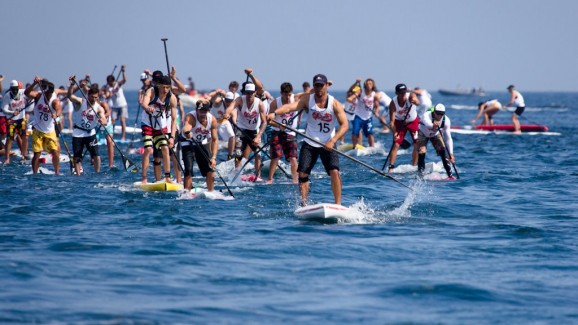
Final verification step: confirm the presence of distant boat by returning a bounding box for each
[438,87,487,97]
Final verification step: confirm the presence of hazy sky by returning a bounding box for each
[2,0,577,92]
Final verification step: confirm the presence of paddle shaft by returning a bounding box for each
[71,80,138,172]
[270,120,412,190]
[157,38,184,174]
[437,127,460,179]
[229,119,291,179]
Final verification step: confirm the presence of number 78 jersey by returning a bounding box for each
[304,94,337,148]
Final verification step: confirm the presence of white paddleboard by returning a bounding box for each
[294,203,351,222]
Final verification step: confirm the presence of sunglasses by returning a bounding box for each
[434,111,445,116]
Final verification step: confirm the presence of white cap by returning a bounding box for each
[244,83,256,92]
[434,103,446,113]
[224,91,235,100]
[140,73,148,80]
[10,80,19,87]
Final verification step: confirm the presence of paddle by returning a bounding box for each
[159,38,185,174]
[270,120,412,190]
[71,79,139,173]
[381,137,411,171]
[230,141,271,184]
[184,133,235,199]
[437,127,459,179]
[229,119,291,180]
[38,85,75,175]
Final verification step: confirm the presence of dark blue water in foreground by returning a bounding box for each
[1,91,577,324]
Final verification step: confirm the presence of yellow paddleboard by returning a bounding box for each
[337,143,366,151]
[133,180,183,192]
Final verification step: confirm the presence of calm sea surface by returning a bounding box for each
[1,90,577,324]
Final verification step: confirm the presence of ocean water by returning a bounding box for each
[1,90,577,324]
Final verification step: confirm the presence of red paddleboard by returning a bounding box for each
[240,174,263,182]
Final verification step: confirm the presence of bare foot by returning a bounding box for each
[266,179,273,185]
[165,177,173,183]
[141,178,148,184]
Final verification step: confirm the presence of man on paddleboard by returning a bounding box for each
[266,82,306,184]
[388,83,420,173]
[347,78,380,148]
[472,99,502,126]
[181,99,218,192]
[417,104,455,179]
[268,74,349,206]
[504,85,526,134]
[224,70,268,182]
[66,76,108,175]
[140,75,178,184]
[24,77,62,174]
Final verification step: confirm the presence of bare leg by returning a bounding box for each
[512,114,521,134]
[51,150,60,175]
[329,169,342,205]
[299,172,310,206]
[206,171,215,191]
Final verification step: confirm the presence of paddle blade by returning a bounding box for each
[400,139,412,149]
[123,155,139,173]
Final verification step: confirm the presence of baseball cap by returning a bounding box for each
[244,83,256,92]
[312,74,328,85]
[152,70,164,83]
[10,80,19,88]
[395,83,408,93]
[224,91,235,100]
[197,101,211,110]
[434,103,446,113]
[140,73,148,81]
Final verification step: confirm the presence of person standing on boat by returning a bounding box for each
[2,80,29,164]
[266,82,305,184]
[103,64,128,140]
[140,75,177,184]
[417,104,455,179]
[224,78,268,181]
[347,78,380,148]
[267,74,349,206]
[504,85,525,134]
[66,76,108,175]
[387,83,420,173]
[181,99,218,192]
[24,77,62,174]
[472,99,502,126]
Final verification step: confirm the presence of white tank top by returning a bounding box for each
[272,95,298,135]
[4,89,27,120]
[142,94,168,131]
[187,111,213,145]
[513,90,525,107]
[304,94,337,148]
[72,99,101,137]
[393,93,418,122]
[354,91,376,120]
[33,93,57,133]
[107,82,128,107]
[236,96,261,131]
[210,102,227,123]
